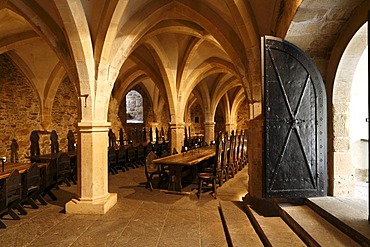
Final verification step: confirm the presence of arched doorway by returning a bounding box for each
[332,22,368,198]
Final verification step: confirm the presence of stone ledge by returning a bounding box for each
[65,193,117,214]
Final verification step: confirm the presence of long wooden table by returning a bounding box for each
[29,151,77,163]
[153,147,216,192]
[0,162,48,179]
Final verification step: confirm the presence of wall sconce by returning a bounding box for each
[1,156,6,172]
[78,94,89,107]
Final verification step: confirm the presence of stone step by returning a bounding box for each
[243,203,306,247]
[277,203,362,247]
[219,201,263,247]
[306,197,370,246]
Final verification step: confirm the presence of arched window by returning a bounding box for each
[126,90,143,123]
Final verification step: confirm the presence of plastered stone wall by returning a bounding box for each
[0,54,78,162]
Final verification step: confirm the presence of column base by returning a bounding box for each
[65,193,117,214]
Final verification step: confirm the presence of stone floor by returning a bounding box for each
[308,181,369,241]
[1,165,369,246]
[0,165,249,247]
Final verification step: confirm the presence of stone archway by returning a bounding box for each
[332,22,368,196]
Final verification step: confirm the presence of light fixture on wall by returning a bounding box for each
[78,94,89,107]
[0,156,6,172]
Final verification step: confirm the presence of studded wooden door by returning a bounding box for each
[262,36,327,198]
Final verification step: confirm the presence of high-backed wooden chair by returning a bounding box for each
[126,144,138,169]
[68,154,78,185]
[56,152,71,186]
[0,178,7,228]
[146,142,154,156]
[117,145,129,171]
[40,159,58,201]
[241,130,248,167]
[108,147,118,174]
[196,133,222,199]
[21,163,45,209]
[50,130,59,154]
[234,133,241,172]
[67,130,76,152]
[3,169,27,220]
[160,149,170,157]
[153,142,161,157]
[227,132,237,178]
[30,130,40,157]
[136,143,145,166]
[222,132,231,181]
[144,152,168,191]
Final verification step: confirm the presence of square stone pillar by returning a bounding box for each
[169,122,185,154]
[246,117,263,198]
[149,122,160,142]
[65,121,117,214]
[225,123,237,133]
[204,121,215,145]
[243,116,278,215]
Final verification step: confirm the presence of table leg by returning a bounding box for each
[173,165,183,192]
[168,165,183,192]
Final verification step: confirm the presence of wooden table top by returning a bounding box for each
[29,151,77,162]
[153,147,216,166]
[0,162,47,179]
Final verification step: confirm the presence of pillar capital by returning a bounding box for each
[204,121,215,144]
[78,121,111,132]
[169,121,186,129]
[225,122,237,132]
[149,122,160,127]
[168,122,185,153]
[204,121,215,127]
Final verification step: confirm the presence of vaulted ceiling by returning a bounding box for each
[0,0,367,124]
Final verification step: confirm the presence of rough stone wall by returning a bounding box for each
[0,54,78,162]
[214,106,225,133]
[0,54,41,162]
[332,102,355,196]
[237,99,249,131]
[159,103,171,140]
[190,103,204,136]
[50,76,78,152]
[108,96,123,135]
[247,116,263,198]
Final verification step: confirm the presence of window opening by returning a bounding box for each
[126,90,143,123]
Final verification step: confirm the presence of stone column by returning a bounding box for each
[204,121,215,144]
[65,121,117,214]
[243,102,271,211]
[149,122,159,142]
[246,118,263,198]
[169,122,185,154]
[225,122,237,133]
